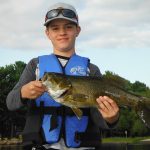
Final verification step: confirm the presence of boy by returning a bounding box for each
[7,3,119,150]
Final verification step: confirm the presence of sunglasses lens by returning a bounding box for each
[45,9,77,23]
[62,9,76,18]
[47,9,59,19]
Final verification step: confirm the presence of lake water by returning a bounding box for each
[101,143,150,150]
[0,143,150,150]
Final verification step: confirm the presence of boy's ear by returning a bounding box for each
[76,26,81,37]
[45,28,51,40]
[45,29,49,36]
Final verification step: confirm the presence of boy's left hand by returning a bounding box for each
[96,96,119,124]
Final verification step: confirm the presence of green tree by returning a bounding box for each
[117,109,136,134]
[132,81,150,97]
[0,61,26,138]
[132,81,147,92]
[131,119,148,136]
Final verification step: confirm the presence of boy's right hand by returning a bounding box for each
[21,81,46,99]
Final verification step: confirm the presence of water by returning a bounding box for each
[0,145,22,150]
[101,143,150,150]
[0,143,150,150]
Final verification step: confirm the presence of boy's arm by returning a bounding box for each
[6,58,38,111]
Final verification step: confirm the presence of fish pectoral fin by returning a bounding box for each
[71,107,83,120]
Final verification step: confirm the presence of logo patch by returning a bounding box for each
[70,66,89,76]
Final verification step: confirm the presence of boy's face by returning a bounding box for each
[45,19,81,54]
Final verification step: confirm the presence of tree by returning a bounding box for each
[117,109,136,134]
[131,119,148,136]
[0,61,26,138]
[103,71,150,137]
[132,81,150,97]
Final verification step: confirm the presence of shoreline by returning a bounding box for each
[0,138,22,145]
[102,137,150,144]
[0,137,150,145]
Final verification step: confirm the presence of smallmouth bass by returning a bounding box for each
[42,72,150,128]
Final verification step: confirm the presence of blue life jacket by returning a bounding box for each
[36,53,90,147]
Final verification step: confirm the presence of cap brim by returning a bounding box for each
[44,16,78,26]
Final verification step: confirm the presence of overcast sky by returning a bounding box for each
[0,0,150,87]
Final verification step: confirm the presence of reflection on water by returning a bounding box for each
[0,143,150,150]
[101,143,150,150]
[0,145,22,150]
[127,144,150,150]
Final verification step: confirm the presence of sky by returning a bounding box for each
[0,0,150,87]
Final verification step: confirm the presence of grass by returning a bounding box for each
[102,137,150,144]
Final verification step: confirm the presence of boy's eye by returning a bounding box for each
[52,27,58,30]
[66,25,73,28]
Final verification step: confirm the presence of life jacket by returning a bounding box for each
[36,53,90,148]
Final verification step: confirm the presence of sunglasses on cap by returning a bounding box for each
[45,9,78,22]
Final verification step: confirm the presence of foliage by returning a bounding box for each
[117,109,137,132]
[132,81,150,97]
[0,61,26,138]
[0,61,26,110]
[104,71,150,137]
[131,119,148,136]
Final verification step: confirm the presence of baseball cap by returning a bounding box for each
[44,3,78,26]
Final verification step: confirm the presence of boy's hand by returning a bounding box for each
[96,96,119,124]
[21,81,46,99]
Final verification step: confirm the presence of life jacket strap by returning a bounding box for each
[28,106,90,116]
[49,111,58,131]
[27,106,90,133]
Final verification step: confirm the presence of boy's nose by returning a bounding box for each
[59,27,67,35]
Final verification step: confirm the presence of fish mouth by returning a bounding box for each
[58,88,69,98]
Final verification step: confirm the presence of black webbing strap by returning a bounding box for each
[49,109,57,131]
[27,106,63,115]
[28,106,90,116]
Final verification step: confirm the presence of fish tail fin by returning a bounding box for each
[137,99,150,128]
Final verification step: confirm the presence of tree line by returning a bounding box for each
[103,71,150,137]
[0,61,150,139]
[0,61,26,138]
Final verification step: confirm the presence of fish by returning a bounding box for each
[41,72,150,128]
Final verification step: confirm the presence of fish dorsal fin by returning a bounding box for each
[71,107,83,120]
[102,74,128,90]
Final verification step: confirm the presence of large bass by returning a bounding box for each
[41,72,150,128]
